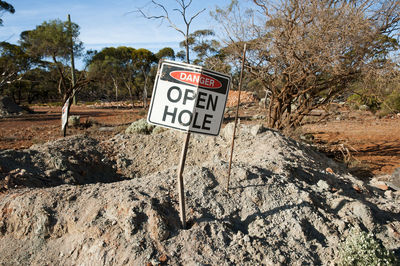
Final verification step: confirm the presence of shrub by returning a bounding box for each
[382,91,400,113]
[125,119,155,134]
[68,115,80,127]
[346,94,380,112]
[152,126,167,134]
[338,227,398,265]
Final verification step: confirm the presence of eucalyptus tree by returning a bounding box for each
[0,42,35,94]
[20,18,88,136]
[178,29,230,72]
[156,47,175,60]
[0,1,14,26]
[20,19,85,104]
[88,47,136,104]
[88,47,171,108]
[132,48,157,108]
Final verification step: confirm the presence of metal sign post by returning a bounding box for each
[177,132,190,229]
[148,60,231,228]
[227,44,247,191]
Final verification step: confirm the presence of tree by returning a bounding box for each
[349,59,400,114]
[178,29,231,72]
[88,46,173,107]
[20,19,88,136]
[22,68,59,103]
[0,1,14,26]
[0,42,35,94]
[20,19,85,103]
[214,0,400,130]
[156,47,175,60]
[178,29,218,64]
[132,48,157,108]
[137,0,205,63]
[88,46,137,105]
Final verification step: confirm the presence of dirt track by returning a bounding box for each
[0,105,142,150]
[303,109,400,176]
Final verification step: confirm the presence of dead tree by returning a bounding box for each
[137,0,205,63]
[214,0,400,130]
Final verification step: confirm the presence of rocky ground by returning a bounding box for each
[0,123,399,265]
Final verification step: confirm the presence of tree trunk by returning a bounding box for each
[143,74,148,109]
[111,77,119,103]
[124,81,135,109]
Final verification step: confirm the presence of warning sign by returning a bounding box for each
[61,98,70,131]
[147,60,231,136]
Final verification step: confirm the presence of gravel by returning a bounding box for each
[0,123,399,265]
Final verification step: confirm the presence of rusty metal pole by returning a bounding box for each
[177,57,191,229]
[227,43,247,191]
[177,132,190,229]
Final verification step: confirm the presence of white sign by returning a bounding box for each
[61,98,70,131]
[147,60,231,136]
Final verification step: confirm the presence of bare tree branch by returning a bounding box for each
[215,0,400,130]
[136,0,206,63]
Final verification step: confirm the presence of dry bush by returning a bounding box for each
[214,0,400,130]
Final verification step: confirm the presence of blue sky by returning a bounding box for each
[0,0,235,68]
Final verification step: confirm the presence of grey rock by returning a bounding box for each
[250,124,267,136]
[316,180,330,191]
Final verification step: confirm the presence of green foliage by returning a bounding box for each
[87,46,159,103]
[152,126,167,134]
[0,1,15,26]
[20,19,83,60]
[125,119,155,135]
[382,91,400,113]
[156,47,175,60]
[347,61,400,115]
[338,228,398,265]
[346,93,380,112]
[246,79,263,98]
[132,48,157,72]
[0,42,36,88]
[178,29,223,66]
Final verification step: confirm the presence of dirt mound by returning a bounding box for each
[0,125,399,264]
[0,135,123,190]
[0,96,27,117]
[226,90,258,108]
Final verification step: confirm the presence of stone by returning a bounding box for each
[250,124,267,136]
[384,190,393,199]
[317,180,330,191]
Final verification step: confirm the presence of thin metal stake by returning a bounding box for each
[227,43,247,191]
[177,132,191,229]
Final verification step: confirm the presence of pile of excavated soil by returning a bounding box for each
[0,136,122,190]
[226,90,258,108]
[0,96,27,117]
[0,124,399,265]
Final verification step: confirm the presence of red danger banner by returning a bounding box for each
[170,71,222,89]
